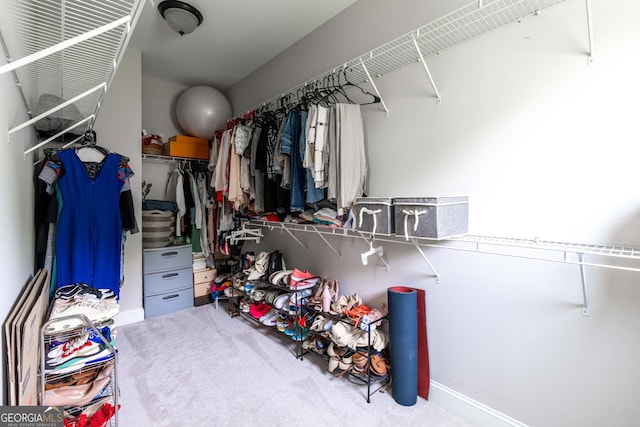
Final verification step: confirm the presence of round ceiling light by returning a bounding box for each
[158,0,203,36]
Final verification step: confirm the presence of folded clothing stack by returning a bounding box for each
[192,252,208,271]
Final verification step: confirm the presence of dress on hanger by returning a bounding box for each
[55,150,124,296]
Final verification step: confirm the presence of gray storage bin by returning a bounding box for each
[355,197,395,235]
[393,196,468,240]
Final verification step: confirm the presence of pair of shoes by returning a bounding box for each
[273,293,291,310]
[344,304,372,328]
[309,315,333,332]
[249,302,270,319]
[289,268,320,290]
[54,283,115,301]
[259,308,278,326]
[291,328,308,341]
[47,295,119,333]
[312,279,339,313]
[275,314,289,332]
[359,303,388,331]
[370,352,388,376]
[44,375,111,407]
[64,396,119,427]
[351,350,369,374]
[47,361,113,390]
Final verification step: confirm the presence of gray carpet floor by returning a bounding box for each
[116,303,472,426]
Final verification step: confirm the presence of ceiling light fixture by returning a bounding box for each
[158,0,203,36]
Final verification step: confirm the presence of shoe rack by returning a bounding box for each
[232,281,309,360]
[41,314,119,426]
[301,306,390,403]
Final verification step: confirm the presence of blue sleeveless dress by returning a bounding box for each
[55,150,124,297]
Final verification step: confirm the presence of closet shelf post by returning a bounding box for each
[411,238,440,283]
[412,32,442,104]
[359,57,390,117]
[578,253,590,316]
[585,0,594,64]
[280,223,309,252]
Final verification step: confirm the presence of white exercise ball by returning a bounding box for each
[176,86,231,139]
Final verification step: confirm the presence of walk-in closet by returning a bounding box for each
[2,0,640,426]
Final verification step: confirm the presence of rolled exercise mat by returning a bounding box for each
[388,286,418,406]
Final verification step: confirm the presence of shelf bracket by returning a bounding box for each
[577,253,590,316]
[360,57,390,117]
[413,32,442,104]
[313,228,341,257]
[280,223,308,252]
[411,238,440,283]
[585,0,594,65]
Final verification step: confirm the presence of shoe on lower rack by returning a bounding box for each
[46,295,119,333]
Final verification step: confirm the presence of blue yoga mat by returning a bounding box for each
[388,286,418,406]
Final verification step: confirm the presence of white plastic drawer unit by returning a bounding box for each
[143,244,192,273]
[144,267,193,297]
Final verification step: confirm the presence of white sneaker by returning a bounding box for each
[47,295,119,333]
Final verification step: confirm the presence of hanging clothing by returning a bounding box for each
[336,103,367,215]
[300,110,324,204]
[55,150,125,295]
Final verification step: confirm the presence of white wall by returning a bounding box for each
[0,51,38,406]
[140,76,188,200]
[93,49,144,321]
[226,0,640,426]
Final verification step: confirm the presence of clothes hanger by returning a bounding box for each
[342,67,381,105]
[75,130,110,163]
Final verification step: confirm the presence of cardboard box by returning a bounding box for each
[164,135,209,159]
[194,281,212,298]
[194,268,216,284]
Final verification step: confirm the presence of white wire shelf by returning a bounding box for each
[142,153,209,164]
[452,235,640,261]
[248,220,640,272]
[1,0,144,151]
[244,0,575,115]
[249,219,639,316]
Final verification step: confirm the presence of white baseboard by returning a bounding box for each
[429,381,528,427]
[114,307,145,327]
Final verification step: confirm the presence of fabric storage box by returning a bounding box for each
[164,135,209,159]
[355,197,395,235]
[393,196,468,240]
